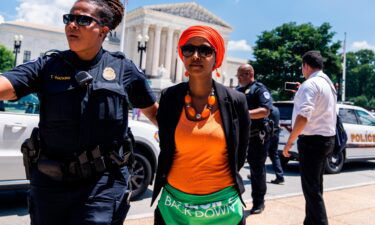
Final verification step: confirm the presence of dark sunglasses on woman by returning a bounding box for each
[180,45,215,58]
[63,14,103,26]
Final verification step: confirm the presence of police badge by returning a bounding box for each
[102,67,116,81]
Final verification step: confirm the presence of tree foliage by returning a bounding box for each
[345,49,375,100]
[251,22,342,100]
[350,95,369,109]
[0,45,14,73]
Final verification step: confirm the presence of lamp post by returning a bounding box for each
[137,34,149,72]
[13,35,23,67]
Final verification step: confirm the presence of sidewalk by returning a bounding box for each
[124,184,375,225]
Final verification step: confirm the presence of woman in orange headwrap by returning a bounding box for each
[151,26,250,225]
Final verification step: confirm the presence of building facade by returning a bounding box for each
[0,2,242,90]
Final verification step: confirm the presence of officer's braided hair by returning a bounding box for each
[80,0,125,30]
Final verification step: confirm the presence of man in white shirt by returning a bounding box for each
[283,51,336,225]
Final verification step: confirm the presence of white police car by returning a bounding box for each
[275,101,375,174]
[0,95,160,200]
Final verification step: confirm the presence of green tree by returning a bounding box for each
[251,22,341,100]
[350,95,368,109]
[368,98,375,110]
[345,49,375,100]
[0,45,14,73]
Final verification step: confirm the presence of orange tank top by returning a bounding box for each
[167,108,234,194]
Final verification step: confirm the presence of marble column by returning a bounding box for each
[124,27,133,56]
[151,25,163,76]
[175,30,184,83]
[164,27,174,79]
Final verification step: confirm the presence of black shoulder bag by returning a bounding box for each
[318,75,348,154]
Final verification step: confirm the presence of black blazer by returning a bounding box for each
[151,80,250,205]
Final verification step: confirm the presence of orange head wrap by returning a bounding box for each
[178,25,225,70]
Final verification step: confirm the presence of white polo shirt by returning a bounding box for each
[292,70,337,136]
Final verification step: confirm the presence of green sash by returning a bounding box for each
[157,184,243,225]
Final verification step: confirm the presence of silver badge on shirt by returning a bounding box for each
[102,67,116,81]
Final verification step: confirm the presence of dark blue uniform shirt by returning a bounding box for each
[236,81,272,129]
[2,48,155,157]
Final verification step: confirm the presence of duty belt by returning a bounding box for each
[36,146,132,182]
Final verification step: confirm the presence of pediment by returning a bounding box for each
[144,2,231,29]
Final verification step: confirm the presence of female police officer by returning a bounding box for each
[0,0,158,224]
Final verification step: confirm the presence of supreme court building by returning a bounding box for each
[0,2,243,90]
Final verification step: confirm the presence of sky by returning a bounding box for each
[0,0,374,59]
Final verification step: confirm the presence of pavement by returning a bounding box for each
[123,183,375,225]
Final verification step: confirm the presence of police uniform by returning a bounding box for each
[2,48,156,225]
[236,81,272,209]
[268,105,284,182]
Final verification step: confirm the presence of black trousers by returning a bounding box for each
[297,135,335,225]
[29,166,131,225]
[154,207,246,225]
[248,136,269,206]
[267,132,284,180]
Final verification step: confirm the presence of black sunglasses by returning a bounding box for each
[180,45,215,58]
[63,14,103,26]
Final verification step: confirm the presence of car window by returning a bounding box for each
[356,110,375,126]
[339,108,358,124]
[1,94,39,114]
[275,104,293,120]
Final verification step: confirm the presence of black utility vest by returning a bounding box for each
[38,50,128,157]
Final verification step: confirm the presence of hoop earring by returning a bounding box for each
[184,71,189,77]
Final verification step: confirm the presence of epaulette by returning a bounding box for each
[254,81,264,87]
[43,49,75,69]
[109,51,127,59]
[43,49,64,58]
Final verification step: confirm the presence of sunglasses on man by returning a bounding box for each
[180,45,215,58]
[63,14,103,26]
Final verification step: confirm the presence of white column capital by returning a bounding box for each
[142,23,150,32]
[154,24,163,32]
[135,26,141,35]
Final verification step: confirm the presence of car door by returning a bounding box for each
[353,109,375,158]
[339,108,374,159]
[0,96,39,181]
[276,103,298,154]
[338,107,363,159]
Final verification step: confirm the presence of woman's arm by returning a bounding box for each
[141,102,159,127]
[0,76,17,100]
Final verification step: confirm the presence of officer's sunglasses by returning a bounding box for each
[180,45,215,58]
[63,14,103,26]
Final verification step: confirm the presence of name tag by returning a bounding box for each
[50,75,71,81]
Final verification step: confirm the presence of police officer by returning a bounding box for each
[268,105,285,184]
[236,64,272,214]
[0,0,158,224]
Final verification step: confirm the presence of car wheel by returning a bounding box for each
[279,154,290,170]
[325,151,344,174]
[130,153,152,200]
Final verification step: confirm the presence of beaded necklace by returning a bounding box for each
[184,88,216,120]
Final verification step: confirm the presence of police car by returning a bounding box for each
[0,95,160,200]
[275,101,375,174]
